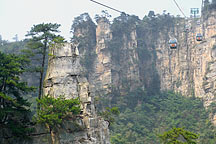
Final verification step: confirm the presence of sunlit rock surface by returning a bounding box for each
[30,43,110,144]
[155,11,216,124]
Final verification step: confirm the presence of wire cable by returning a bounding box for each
[173,0,186,17]
[90,0,123,14]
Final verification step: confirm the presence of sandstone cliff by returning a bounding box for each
[87,17,141,96]
[155,10,216,124]
[73,10,216,124]
[28,43,110,144]
[91,11,216,107]
[155,11,216,107]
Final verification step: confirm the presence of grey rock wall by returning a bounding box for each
[28,43,110,144]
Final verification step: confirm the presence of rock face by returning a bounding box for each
[91,11,216,122]
[74,10,216,124]
[155,11,216,123]
[91,18,112,95]
[155,11,216,107]
[89,18,140,95]
[30,43,110,144]
[79,11,216,102]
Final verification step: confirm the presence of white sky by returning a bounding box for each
[0,0,202,41]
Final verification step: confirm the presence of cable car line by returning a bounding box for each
[172,0,186,18]
[90,0,124,14]
[169,0,188,49]
[90,0,200,48]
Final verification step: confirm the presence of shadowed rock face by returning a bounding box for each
[73,11,216,125]
[154,11,216,124]
[89,13,216,105]
[88,18,141,96]
[94,13,216,123]
[155,11,216,106]
[29,43,110,144]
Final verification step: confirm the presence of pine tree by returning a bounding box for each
[159,127,198,144]
[24,23,64,105]
[0,52,34,139]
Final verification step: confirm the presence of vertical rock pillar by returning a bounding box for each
[43,43,110,144]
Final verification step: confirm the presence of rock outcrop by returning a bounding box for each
[155,10,216,123]
[29,43,110,144]
[91,18,112,95]
[74,10,216,124]
[90,18,140,95]
[90,11,216,122]
[155,11,216,107]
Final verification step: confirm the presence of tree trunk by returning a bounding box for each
[50,130,59,144]
[37,39,47,109]
[46,124,60,144]
[37,71,43,109]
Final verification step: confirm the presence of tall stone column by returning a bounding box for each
[43,43,110,144]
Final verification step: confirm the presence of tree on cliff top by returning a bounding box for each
[94,10,111,23]
[71,13,96,34]
[70,13,96,76]
[70,13,96,51]
[24,23,65,107]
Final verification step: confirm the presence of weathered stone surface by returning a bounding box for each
[28,43,110,144]
[155,11,216,124]
[73,11,216,127]
[92,18,112,95]
[90,18,140,95]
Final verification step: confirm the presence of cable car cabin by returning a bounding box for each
[169,38,178,49]
[196,33,203,41]
[185,25,189,31]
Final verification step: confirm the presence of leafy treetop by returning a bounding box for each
[159,127,198,144]
[35,95,81,129]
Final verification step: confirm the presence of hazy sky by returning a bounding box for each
[0,0,203,41]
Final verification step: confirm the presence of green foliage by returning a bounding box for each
[111,13,139,38]
[99,107,120,126]
[0,40,27,54]
[159,127,198,144]
[110,133,127,144]
[80,52,97,74]
[24,23,64,60]
[108,14,139,65]
[35,95,81,129]
[71,13,96,34]
[110,90,216,143]
[95,10,111,23]
[0,52,34,138]
[108,12,174,93]
[71,13,96,77]
[24,23,65,101]
[71,13,96,53]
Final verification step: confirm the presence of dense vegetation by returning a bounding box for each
[109,90,216,143]
[35,95,81,144]
[35,95,81,130]
[0,23,81,143]
[70,10,216,143]
[71,13,97,77]
[1,5,216,143]
[0,52,34,141]
[159,127,198,144]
